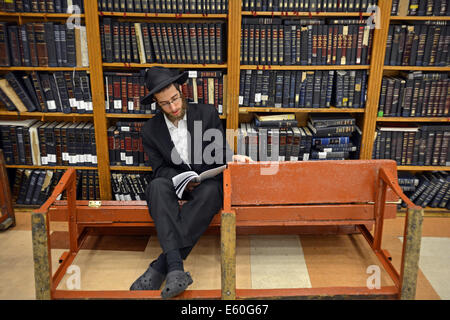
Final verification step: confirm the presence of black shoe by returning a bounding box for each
[130,264,166,291]
[160,270,193,299]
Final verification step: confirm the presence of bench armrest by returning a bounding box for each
[379,167,421,210]
[34,168,77,215]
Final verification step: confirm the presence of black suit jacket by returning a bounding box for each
[142,103,233,180]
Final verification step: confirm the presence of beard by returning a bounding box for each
[162,95,188,123]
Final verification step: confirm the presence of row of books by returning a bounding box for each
[100,19,226,64]
[0,0,84,12]
[104,70,225,115]
[391,0,450,16]
[0,22,89,67]
[108,121,148,167]
[0,71,92,113]
[11,168,99,206]
[98,0,229,14]
[400,171,450,209]
[385,22,449,67]
[0,119,97,166]
[242,0,378,12]
[239,70,367,109]
[111,172,151,201]
[373,125,450,167]
[378,72,449,118]
[237,113,360,161]
[241,18,374,66]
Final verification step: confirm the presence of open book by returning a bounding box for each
[172,165,227,199]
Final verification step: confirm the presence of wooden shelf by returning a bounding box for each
[110,166,152,171]
[0,111,93,117]
[241,65,370,70]
[383,66,450,71]
[397,166,450,171]
[106,113,226,119]
[239,107,366,113]
[0,12,85,18]
[242,11,373,17]
[391,16,450,21]
[377,117,450,122]
[5,165,98,170]
[98,12,227,18]
[103,63,227,69]
[0,67,90,71]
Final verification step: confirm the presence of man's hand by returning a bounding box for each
[232,154,254,163]
[186,181,200,192]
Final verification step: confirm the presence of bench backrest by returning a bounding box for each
[225,160,398,206]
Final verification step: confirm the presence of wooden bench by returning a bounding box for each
[31,159,423,300]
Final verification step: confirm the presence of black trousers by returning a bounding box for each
[145,176,223,254]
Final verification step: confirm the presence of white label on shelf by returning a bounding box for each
[261,95,268,101]
[239,96,244,105]
[86,102,93,111]
[49,154,56,163]
[255,93,262,103]
[120,152,126,161]
[189,71,198,78]
[79,101,86,111]
[126,156,133,165]
[324,148,332,153]
[114,100,122,109]
[69,98,77,107]
[41,156,48,165]
[92,156,97,164]
[128,101,134,111]
[218,105,223,114]
[151,102,156,111]
[62,152,69,161]
[47,100,56,110]
[290,156,298,161]
[86,154,92,163]
[121,126,130,132]
[303,153,310,161]
[319,152,327,159]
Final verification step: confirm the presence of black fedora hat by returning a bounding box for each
[140,66,188,105]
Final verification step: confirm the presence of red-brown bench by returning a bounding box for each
[31,159,423,300]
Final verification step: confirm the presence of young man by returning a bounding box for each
[130,67,250,298]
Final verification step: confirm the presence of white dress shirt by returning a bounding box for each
[164,112,191,168]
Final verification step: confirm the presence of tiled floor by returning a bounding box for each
[1,212,449,300]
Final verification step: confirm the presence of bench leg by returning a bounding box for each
[400,208,424,300]
[31,211,52,300]
[221,211,236,300]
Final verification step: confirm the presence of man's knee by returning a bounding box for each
[145,177,173,202]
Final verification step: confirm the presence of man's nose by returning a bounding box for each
[169,103,178,112]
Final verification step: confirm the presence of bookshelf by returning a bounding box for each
[372,0,450,213]
[0,0,448,213]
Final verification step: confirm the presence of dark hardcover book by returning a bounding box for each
[0,23,11,66]
[54,71,71,114]
[19,25,32,66]
[21,74,41,112]
[23,170,40,205]
[309,113,356,128]
[43,22,58,67]
[8,26,22,66]
[31,170,47,205]
[0,86,17,111]
[5,72,37,112]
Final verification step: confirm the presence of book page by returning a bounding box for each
[197,165,227,182]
